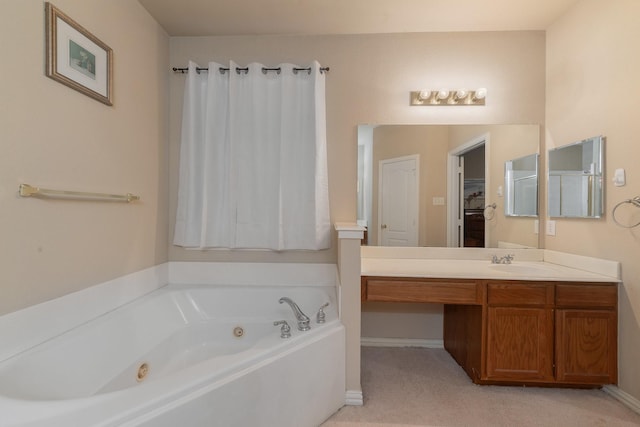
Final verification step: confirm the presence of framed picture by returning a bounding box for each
[45,2,113,105]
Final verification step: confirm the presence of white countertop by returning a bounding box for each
[360,247,621,283]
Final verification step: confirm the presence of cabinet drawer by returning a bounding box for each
[488,282,553,306]
[365,279,482,304]
[556,283,617,309]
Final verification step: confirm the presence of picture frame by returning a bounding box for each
[45,2,113,106]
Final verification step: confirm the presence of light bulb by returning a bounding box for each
[474,88,487,100]
[455,89,468,99]
[418,91,431,101]
[437,90,449,100]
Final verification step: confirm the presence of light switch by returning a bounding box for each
[546,220,556,236]
[433,197,445,206]
[534,220,539,235]
[613,168,626,187]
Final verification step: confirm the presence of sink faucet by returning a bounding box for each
[279,297,311,331]
[491,254,514,264]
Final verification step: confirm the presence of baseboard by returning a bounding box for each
[603,385,640,415]
[361,337,444,348]
[345,389,363,406]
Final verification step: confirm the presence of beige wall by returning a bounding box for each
[168,31,546,263]
[0,0,169,315]
[546,0,640,402]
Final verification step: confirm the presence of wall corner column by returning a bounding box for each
[335,222,365,405]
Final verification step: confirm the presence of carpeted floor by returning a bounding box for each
[322,347,640,427]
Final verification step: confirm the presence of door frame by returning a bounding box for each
[446,133,491,247]
[377,154,420,246]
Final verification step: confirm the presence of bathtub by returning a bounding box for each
[0,263,345,426]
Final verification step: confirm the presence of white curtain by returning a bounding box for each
[174,60,331,250]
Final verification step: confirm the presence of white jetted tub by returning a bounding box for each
[0,263,345,427]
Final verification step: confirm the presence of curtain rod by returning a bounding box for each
[172,66,330,75]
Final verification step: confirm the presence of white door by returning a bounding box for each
[378,155,419,246]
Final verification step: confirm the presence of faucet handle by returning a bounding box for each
[273,320,291,338]
[316,302,330,323]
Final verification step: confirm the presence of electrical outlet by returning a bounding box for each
[534,220,539,235]
[546,220,556,236]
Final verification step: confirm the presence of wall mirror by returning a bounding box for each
[358,124,541,249]
[505,153,539,217]
[548,135,604,218]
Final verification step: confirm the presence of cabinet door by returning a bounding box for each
[486,306,554,381]
[555,309,617,384]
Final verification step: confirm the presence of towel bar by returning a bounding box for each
[19,184,140,203]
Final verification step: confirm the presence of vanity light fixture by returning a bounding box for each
[410,88,487,106]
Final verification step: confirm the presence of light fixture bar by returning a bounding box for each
[410,88,486,106]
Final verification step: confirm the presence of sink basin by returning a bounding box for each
[488,263,556,277]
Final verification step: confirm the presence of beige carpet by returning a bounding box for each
[322,347,640,427]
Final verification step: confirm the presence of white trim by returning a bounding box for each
[447,152,462,247]
[603,385,640,415]
[345,390,364,406]
[357,125,374,244]
[334,222,366,240]
[361,337,444,349]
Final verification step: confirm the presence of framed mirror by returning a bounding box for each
[357,124,541,249]
[505,153,539,217]
[548,136,604,218]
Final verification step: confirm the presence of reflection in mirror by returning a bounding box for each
[505,153,539,217]
[548,136,604,218]
[357,124,541,249]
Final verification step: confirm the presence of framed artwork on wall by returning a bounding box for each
[45,2,113,106]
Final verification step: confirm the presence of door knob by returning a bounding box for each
[381,224,387,229]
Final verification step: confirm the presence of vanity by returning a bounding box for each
[357,125,616,387]
[361,248,619,388]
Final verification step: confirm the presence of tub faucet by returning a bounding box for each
[273,320,292,339]
[279,297,311,331]
[316,302,329,324]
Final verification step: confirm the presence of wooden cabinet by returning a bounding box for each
[486,306,555,382]
[482,280,617,386]
[485,282,555,382]
[554,283,618,385]
[463,209,485,247]
[361,276,618,387]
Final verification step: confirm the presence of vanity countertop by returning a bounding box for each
[360,247,621,282]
